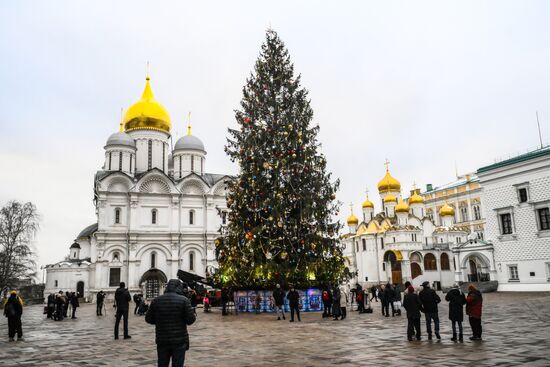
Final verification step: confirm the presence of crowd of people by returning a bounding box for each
[45,291,80,321]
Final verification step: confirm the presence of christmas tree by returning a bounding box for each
[214,30,348,289]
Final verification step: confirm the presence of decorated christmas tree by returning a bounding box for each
[214,30,348,289]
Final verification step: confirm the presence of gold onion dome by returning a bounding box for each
[377,170,401,193]
[123,76,171,133]
[440,203,455,217]
[383,193,397,203]
[347,212,359,226]
[395,198,410,213]
[409,191,424,205]
[362,197,374,209]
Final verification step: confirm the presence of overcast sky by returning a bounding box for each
[1,1,549,272]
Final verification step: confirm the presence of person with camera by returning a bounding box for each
[146,279,196,367]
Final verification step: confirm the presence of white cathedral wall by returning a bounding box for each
[480,156,550,291]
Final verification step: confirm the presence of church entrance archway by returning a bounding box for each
[76,281,84,298]
[139,269,167,299]
[383,250,403,284]
[411,263,422,280]
[465,254,490,282]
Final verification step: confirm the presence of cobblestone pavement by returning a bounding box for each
[1,292,549,366]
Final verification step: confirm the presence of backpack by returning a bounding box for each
[322,291,329,302]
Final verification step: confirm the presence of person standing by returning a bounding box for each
[114,282,132,340]
[379,284,387,317]
[96,290,106,316]
[221,288,229,316]
[466,284,483,341]
[64,291,71,318]
[272,284,286,320]
[321,286,332,318]
[339,285,349,320]
[70,292,79,319]
[133,293,142,315]
[445,284,466,342]
[383,283,396,317]
[287,285,301,322]
[419,281,441,340]
[355,284,364,313]
[403,286,422,341]
[146,279,196,367]
[55,291,65,321]
[46,293,55,319]
[4,290,24,342]
[393,284,402,316]
[331,286,341,320]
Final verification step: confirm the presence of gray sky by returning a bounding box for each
[1,1,549,272]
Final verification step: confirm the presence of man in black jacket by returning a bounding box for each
[114,282,132,340]
[419,281,441,340]
[96,290,106,316]
[4,291,24,342]
[403,286,422,341]
[287,285,301,322]
[146,279,196,367]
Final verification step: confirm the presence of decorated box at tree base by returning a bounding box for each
[233,288,323,313]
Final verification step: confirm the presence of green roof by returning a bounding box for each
[477,146,550,173]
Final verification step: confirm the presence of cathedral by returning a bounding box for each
[44,76,230,300]
[342,164,496,289]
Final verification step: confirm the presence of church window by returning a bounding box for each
[460,206,468,222]
[152,209,158,224]
[130,154,133,173]
[162,143,165,171]
[500,213,512,234]
[151,252,156,268]
[362,238,366,251]
[54,280,58,287]
[115,208,121,224]
[355,241,359,252]
[424,253,437,271]
[119,152,123,171]
[518,187,528,203]
[370,212,373,220]
[393,237,396,243]
[441,253,450,270]
[473,205,481,220]
[109,268,121,287]
[538,208,550,231]
[189,210,195,225]
[189,252,195,271]
[113,252,120,261]
[410,252,421,263]
[148,140,152,170]
[508,265,519,281]
[179,156,182,178]
[380,238,384,249]
[382,263,386,271]
[108,152,112,170]
[191,155,194,172]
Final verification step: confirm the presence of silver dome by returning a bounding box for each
[105,132,136,148]
[174,135,205,152]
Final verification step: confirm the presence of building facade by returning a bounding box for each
[342,165,495,290]
[477,146,550,291]
[45,76,230,300]
[421,174,485,240]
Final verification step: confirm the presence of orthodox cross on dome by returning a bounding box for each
[187,111,192,135]
[146,61,150,80]
[365,187,369,198]
[384,158,390,172]
[349,202,354,214]
[119,107,124,132]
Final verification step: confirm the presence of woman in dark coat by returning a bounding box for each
[445,285,466,342]
[332,286,341,320]
[403,286,422,341]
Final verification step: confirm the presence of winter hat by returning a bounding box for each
[421,281,430,287]
[407,286,415,294]
[10,290,16,295]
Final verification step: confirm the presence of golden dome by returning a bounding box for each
[123,76,171,133]
[377,170,401,193]
[347,212,359,226]
[408,191,424,205]
[439,203,455,217]
[362,197,374,209]
[383,194,397,203]
[395,198,409,213]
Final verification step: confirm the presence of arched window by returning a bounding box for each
[460,205,468,222]
[441,253,450,270]
[189,210,195,225]
[113,252,120,261]
[410,252,422,263]
[151,252,156,268]
[152,209,158,224]
[115,208,121,224]
[362,238,366,251]
[189,252,195,271]
[473,205,481,220]
[424,253,437,271]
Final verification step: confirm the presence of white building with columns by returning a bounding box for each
[45,76,230,300]
[342,164,496,290]
[477,145,550,291]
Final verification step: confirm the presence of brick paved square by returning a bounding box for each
[1,292,549,366]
